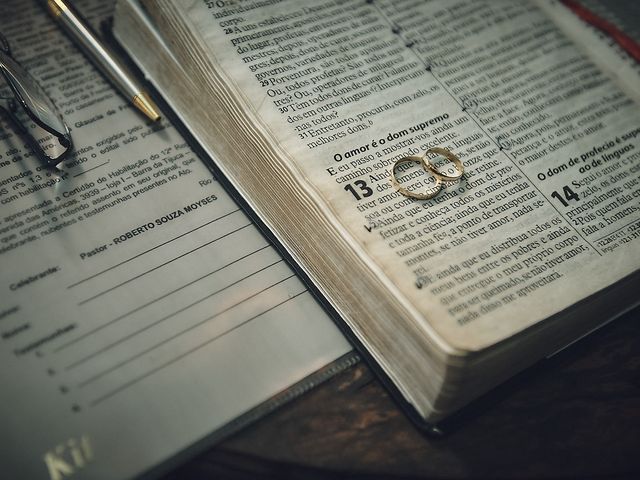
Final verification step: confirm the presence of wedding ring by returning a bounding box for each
[390,155,442,200]
[423,147,464,181]
[390,147,464,200]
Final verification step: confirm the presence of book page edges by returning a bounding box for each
[119,0,639,421]
[116,0,458,418]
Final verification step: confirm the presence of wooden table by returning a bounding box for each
[162,307,640,479]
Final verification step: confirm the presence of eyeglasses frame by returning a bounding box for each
[0,32,72,167]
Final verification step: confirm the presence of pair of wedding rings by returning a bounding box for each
[390,147,464,200]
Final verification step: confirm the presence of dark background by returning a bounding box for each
[160,306,640,479]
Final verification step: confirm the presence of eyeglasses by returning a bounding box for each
[0,32,72,167]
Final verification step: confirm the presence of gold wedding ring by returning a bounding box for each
[391,156,442,200]
[390,147,464,200]
[423,147,464,181]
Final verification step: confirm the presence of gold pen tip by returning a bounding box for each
[47,0,65,17]
[133,93,161,122]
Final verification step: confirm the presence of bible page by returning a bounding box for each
[158,0,638,350]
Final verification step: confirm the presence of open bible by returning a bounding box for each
[114,0,640,423]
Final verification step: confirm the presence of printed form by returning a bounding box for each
[0,1,351,479]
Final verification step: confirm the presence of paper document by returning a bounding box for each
[0,1,352,479]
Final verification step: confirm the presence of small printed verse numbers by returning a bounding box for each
[550,185,579,207]
[344,180,373,200]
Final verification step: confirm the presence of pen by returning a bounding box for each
[45,0,161,122]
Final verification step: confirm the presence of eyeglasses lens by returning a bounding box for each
[0,48,70,163]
